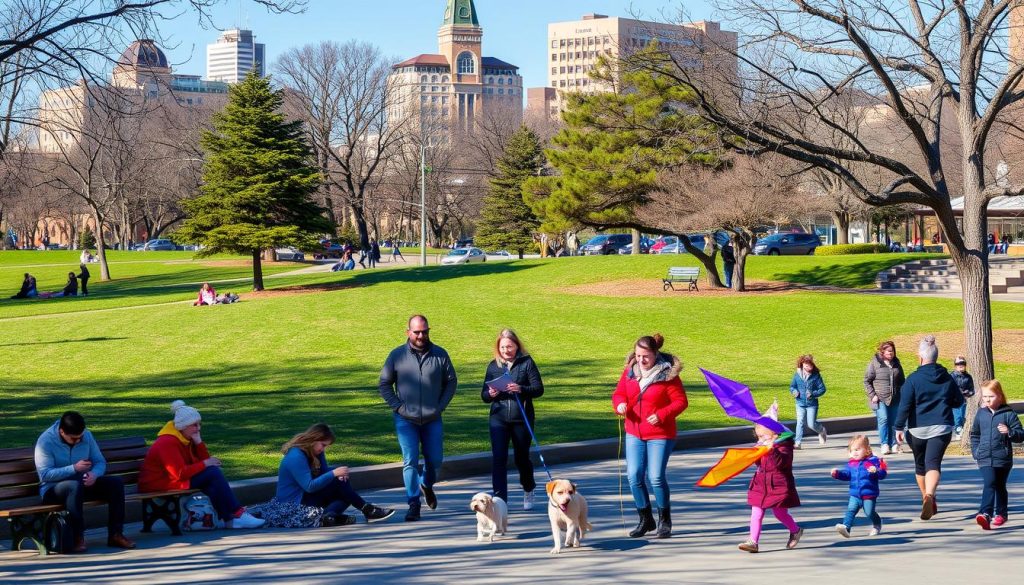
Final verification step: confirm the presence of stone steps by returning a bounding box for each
[876,257,1024,295]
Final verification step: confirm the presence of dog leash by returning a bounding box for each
[512,393,553,482]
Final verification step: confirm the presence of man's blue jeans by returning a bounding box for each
[625,434,672,510]
[842,496,881,529]
[952,403,967,431]
[875,401,900,448]
[190,466,241,520]
[723,263,735,288]
[394,413,444,501]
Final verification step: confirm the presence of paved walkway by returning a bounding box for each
[2,432,1018,583]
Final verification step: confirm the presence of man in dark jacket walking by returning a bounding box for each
[894,335,963,521]
[379,315,458,521]
[78,263,90,296]
[721,242,736,288]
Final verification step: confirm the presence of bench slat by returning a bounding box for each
[0,460,36,474]
[0,471,39,489]
[0,484,38,500]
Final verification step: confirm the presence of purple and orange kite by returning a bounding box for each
[695,368,792,488]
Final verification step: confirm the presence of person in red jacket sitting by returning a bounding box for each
[612,333,688,539]
[139,400,264,529]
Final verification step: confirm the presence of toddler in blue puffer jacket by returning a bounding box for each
[830,435,887,538]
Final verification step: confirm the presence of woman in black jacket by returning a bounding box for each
[481,328,544,510]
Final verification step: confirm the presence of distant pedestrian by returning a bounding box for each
[894,335,963,521]
[830,435,887,538]
[379,315,457,521]
[790,354,827,448]
[950,355,975,439]
[864,341,906,455]
[78,263,90,296]
[738,422,803,553]
[971,379,1024,530]
[613,333,688,539]
[721,242,736,288]
[370,241,381,268]
[482,328,544,511]
[392,244,406,263]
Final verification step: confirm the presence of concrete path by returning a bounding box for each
[2,432,1017,583]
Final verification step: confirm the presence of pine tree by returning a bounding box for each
[175,70,330,290]
[475,126,544,258]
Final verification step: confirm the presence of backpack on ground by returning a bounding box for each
[181,494,218,531]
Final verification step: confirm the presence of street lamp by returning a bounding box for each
[420,142,427,266]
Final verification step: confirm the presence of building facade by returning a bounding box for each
[389,0,523,137]
[528,13,737,116]
[206,29,266,83]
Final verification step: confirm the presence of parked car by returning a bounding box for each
[490,250,513,258]
[441,247,487,265]
[275,247,305,261]
[456,237,475,248]
[580,233,632,255]
[616,241,651,254]
[753,232,821,255]
[650,236,679,254]
[138,239,175,251]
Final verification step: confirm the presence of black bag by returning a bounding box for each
[44,512,73,554]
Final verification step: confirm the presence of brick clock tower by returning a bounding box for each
[439,0,482,84]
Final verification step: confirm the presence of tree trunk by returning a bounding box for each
[251,248,265,291]
[631,228,640,255]
[93,211,111,281]
[832,210,850,245]
[680,238,725,288]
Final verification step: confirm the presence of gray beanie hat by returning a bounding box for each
[171,400,201,430]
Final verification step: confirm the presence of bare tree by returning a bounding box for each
[630,0,1024,384]
[275,40,411,250]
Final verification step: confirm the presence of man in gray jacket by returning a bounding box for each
[34,411,136,552]
[379,315,458,521]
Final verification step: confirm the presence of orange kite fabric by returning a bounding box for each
[696,446,770,488]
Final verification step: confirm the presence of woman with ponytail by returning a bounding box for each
[612,333,688,539]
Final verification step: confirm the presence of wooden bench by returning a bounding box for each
[663,266,700,291]
[0,436,197,555]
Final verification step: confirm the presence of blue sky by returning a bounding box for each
[158,0,717,89]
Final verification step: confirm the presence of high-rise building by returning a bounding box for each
[389,0,523,136]
[206,28,265,83]
[528,14,737,116]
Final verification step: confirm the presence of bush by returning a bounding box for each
[78,228,96,250]
[815,243,888,255]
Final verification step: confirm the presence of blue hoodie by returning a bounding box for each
[276,447,337,504]
[833,455,887,498]
[33,420,107,497]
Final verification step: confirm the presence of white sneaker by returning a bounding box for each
[523,490,535,511]
[881,445,891,455]
[231,511,266,529]
[868,525,881,536]
[835,524,851,538]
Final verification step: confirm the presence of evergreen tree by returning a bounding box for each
[475,126,544,258]
[175,70,330,290]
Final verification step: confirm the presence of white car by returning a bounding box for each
[441,247,487,265]
[275,247,305,261]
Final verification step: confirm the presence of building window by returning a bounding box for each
[559,80,566,87]
[442,96,448,104]
[457,52,475,74]
[551,53,557,61]
[560,53,566,61]
[497,77,504,85]
[560,39,566,47]
[551,40,558,48]
[498,88,504,95]
[551,67,557,74]
[559,66,565,74]
[421,75,428,83]
[507,77,514,85]
[442,75,449,82]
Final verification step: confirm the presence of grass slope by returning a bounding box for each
[1,252,1018,479]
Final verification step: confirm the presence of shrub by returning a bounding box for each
[815,243,888,255]
[78,228,96,250]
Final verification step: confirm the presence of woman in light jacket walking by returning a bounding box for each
[790,355,827,448]
[864,340,906,455]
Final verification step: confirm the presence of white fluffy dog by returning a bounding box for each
[469,492,508,542]
[546,479,592,554]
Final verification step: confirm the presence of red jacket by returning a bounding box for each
[139,422,210,492]
[611,354,688,441]
[747,435,801,509]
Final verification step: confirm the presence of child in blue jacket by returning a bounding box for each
[971,379,1024,530]
[830,434,887,537]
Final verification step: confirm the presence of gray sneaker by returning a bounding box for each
[523,490,535,511]
[836,524,851,538]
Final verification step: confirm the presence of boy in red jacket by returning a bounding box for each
[139,401,264,529]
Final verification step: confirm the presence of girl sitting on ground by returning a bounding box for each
[194,282,216,306]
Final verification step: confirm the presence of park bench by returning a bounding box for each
[0,436,196,555]
[663,266,700,292]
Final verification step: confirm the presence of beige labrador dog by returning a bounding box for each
[470,492,508,542]
[546,479,592,554]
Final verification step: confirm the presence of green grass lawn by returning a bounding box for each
[1,251,1019,480]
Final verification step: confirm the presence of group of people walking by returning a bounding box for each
[29,320,1021,555]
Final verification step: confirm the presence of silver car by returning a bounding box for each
[441,247,487,265]
[139,239,175,251]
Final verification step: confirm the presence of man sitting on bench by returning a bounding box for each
[34,411,136,552]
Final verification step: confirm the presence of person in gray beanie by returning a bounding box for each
[139,400,264,529]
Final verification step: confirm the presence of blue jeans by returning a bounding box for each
[723,263,735,288]
[842,496,881,529]
[794,403,822,445]
[394,413,444,501]
[625,434,672,510]
[875,401,900,448]
[42,475,125,538]
[301,476,366,515]
[190,466,241,521]
[952,403,967,431]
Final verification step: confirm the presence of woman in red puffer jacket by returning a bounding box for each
[612,333,688,539]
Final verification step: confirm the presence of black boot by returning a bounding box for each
[656,506,672,538]
[629,506,656,537]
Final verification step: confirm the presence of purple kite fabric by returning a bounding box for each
[698,368,789,435]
